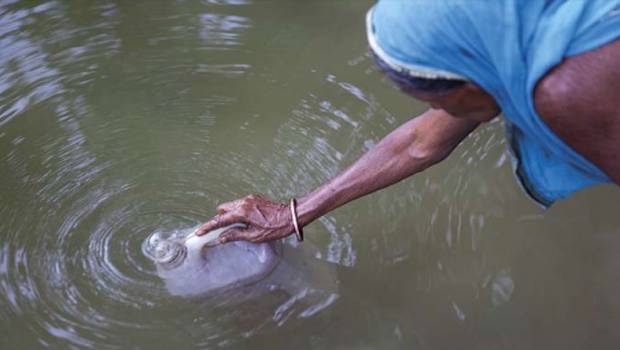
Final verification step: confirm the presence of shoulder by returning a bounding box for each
[534,38,620,182]
[534,39,619,129]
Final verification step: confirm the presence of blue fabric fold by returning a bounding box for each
[369,0,620,206]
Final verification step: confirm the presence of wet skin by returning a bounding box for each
[196,38,620,244]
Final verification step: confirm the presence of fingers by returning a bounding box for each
[199,194,265,237]
[216,228,248,244]
[216,194,261,214]
[216,199,243,214]
[195,212,246,236]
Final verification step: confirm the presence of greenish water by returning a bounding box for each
[1,1,620,349]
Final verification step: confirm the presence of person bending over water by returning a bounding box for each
[196,1,620,243]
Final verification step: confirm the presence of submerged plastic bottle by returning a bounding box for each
[151,224,282,297]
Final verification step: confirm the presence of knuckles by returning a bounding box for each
[245,194,260,201]
[240,202,252,212]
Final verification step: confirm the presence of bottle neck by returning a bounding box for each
[154,240,187,268]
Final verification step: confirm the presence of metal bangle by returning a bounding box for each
[289,198,304,242]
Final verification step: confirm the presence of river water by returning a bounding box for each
[1,1,620,349]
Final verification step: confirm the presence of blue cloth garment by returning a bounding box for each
[368,0,620,207]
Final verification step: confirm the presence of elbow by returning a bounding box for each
[405,142,446,170]
[402,125,453,171]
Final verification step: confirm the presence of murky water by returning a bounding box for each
[1,1,620,349]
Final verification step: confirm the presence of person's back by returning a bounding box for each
[535,38,620,185]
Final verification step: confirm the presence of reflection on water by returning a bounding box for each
[1,0,620,349]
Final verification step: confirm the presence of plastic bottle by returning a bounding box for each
[151,224,282,297]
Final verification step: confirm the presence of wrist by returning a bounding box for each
[295,192,322,227]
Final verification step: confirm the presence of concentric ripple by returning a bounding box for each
[1,141,343,349]
[0,1,354,348]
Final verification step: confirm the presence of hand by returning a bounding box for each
[195,194,295,244]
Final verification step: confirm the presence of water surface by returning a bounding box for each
[2,1,620,349]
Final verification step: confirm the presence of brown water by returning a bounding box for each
[1,1,620,349]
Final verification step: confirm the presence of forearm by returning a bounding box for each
[296,108,479,226]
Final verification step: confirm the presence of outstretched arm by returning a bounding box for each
[196,108,481,243]
[295,108,479,226]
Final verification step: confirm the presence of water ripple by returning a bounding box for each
[0,0,585,349]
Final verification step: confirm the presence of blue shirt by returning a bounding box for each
[369,0,620,207]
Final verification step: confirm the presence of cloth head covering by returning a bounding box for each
[368,0,620,206]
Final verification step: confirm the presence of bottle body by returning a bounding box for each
[152,225,282,297]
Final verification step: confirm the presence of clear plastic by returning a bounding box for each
[149,224,282,297]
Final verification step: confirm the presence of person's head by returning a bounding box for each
[366,4,500,122]
[372,51,500,122]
